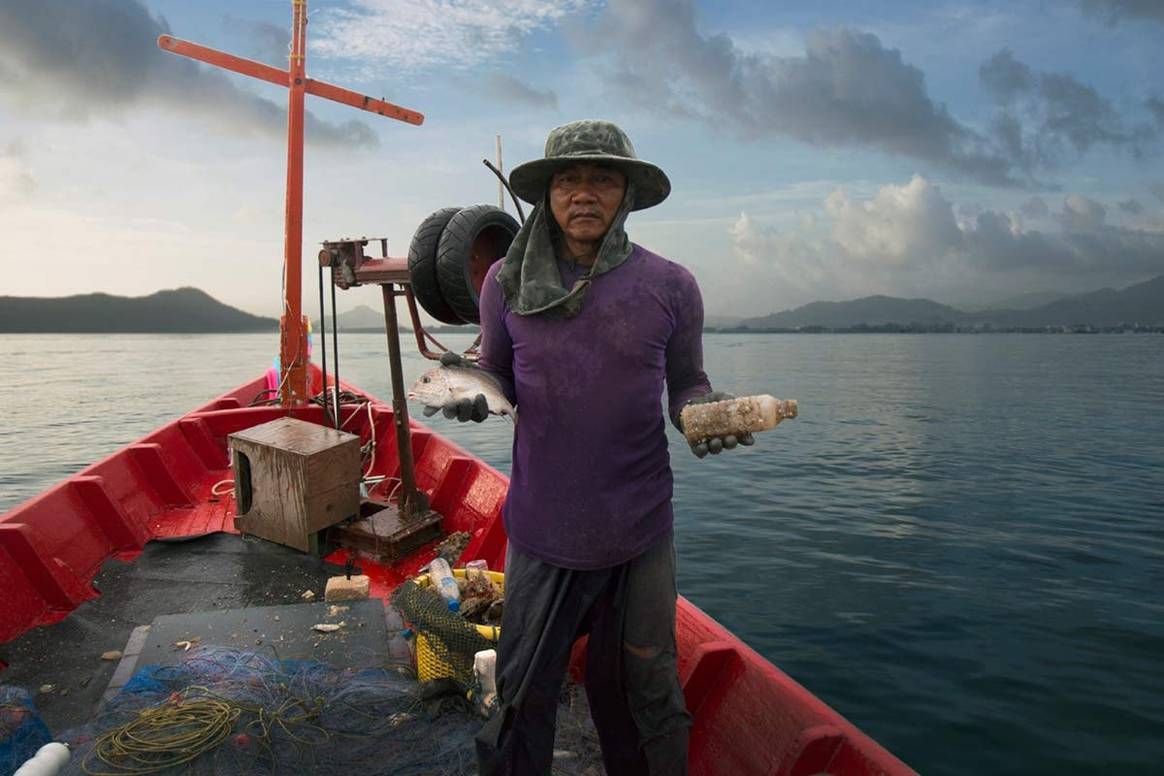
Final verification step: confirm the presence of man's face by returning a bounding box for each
[548,163,627,249]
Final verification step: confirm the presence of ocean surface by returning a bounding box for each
[2,332,1162,775]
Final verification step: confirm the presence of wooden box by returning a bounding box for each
[229,417,361,552]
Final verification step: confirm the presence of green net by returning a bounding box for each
[391,581,495,688]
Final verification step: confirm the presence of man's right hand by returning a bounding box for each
[423,351,489,423]
[422,394,489,423]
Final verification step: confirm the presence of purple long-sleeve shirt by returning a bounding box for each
[478,244,711,570]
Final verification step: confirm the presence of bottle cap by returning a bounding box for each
[448,600,460,613]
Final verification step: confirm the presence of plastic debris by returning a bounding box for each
[434,531,471,562]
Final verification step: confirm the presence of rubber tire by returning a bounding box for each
[436,205,520,325]
[408,206,465,325]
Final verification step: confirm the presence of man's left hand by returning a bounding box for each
[681,391,756,459]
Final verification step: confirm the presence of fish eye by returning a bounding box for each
[422,376,430,383]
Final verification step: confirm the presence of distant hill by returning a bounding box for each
[704,314,744,329]
[736,274,1164,330]
[978,275,1164,327]
[313,305,388,332]
[312,305,480,334]
[741,296,966,329]
[960,290,1066,312]
[0,288,277,332]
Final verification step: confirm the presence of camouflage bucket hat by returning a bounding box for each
[509,120,671,211]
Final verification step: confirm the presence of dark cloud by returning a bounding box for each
[588,0,1016,185]
[1152,181,1164,203]
[1078,0,1164,25]
[588,2,1158,188]
[1020,196,1050,218]
[979,49,1033,103]
[483,73,558,110]
[0,0,377,149]
[1060,194,1107,231]
[979,48,1158,173]
[965,210,1164,277]
[1118,198,1144,214]
[1147,97,1164,126]
[958,193,1164,277]
[221,15,291,68]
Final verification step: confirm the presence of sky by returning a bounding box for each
[0,0,1162,319]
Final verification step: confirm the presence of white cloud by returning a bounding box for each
[312,0,597,73]
[730,176,1164,308]
[0,142,36,202]
[826,176,963,268]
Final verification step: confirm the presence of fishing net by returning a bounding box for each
[392,580,496,688]
[57,645,605,776]
[59,646,480,776]
[0,685,52,774]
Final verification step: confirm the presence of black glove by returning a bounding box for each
[420,351,489,423]
[680,391,756,459]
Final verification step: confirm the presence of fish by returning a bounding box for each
[408,364,516,422]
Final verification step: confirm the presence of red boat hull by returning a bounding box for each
[0,374,914,775]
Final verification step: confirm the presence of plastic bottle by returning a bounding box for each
[428,557,461,611]
[679,394,798,446]
[14,743,71,776]
[474,648,498,702]
[465,559,489,580]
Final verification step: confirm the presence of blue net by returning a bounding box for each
[60,646,479,775]
[0,685,52,775]
[57,646,602,775]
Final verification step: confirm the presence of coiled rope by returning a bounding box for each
[83,692,239,775]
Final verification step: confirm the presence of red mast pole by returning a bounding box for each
[280,0,309,405]
[157,3,422,406]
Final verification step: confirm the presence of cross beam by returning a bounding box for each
[158,1,423,406]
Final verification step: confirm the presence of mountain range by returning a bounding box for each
[734,274,1164,330]
[3,274,1161,333]
[311,305,478,333]
[0,288,277,333]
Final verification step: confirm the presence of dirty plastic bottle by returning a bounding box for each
[679,394,798,446]
[14,743,71,776]
[474,649,497,699]
[428,557,461,612]
[465,559,489,580]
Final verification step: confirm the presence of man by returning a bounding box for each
[437,120,750,775]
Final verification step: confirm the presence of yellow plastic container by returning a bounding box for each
[414,568,504,682]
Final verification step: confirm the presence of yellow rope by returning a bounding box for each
[83,695,239,775]
[82,685,333,775]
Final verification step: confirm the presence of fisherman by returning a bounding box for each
[437,120,749,775]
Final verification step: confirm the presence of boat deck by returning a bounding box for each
[0,373,916,775]
[1,533,361,732]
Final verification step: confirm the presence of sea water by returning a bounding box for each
[2,332,1162,775]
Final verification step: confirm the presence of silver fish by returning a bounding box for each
[408,365,516,421]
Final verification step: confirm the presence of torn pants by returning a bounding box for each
[476,530,691,775]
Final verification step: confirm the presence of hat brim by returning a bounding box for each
[509,155,671,211]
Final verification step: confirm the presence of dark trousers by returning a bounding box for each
[475,531,692,776]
